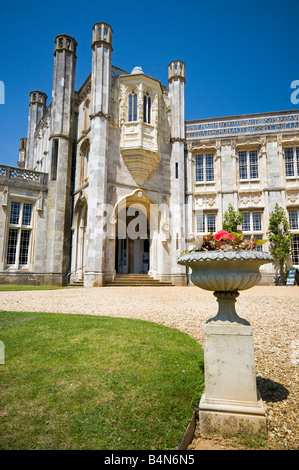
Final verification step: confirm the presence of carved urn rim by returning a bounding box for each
[178,250,273,265]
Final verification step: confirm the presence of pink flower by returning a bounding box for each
[214,230,234,242]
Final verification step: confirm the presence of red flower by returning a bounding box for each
[214,230,234,242]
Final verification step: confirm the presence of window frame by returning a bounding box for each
[288,209,299,266]
[80,140,90,186]
[6,201,33,268]
[128,89,138,122]
[238,150,259,181]
[196,212,216,234]
[284,147,299,178]
[288,209,299,231]
[143,91,151,124]
[291,234,299,266]
[195,154,214,183]
[241,211,263,251]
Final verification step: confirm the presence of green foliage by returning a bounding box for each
[267,204,293,284]
[193,231,266,252]
[222,204,243,233]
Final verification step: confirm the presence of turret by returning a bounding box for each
[18,138,27,168]
[168,60,185,141]
[90,23,113,117]
[50,34,77,141]
[26,91,47,168]
[84,23,113,287]
[45,33,77,282]
[168,60,186,284]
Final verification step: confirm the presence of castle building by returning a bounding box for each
[0,23,299,286]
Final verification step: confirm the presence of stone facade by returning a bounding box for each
[0,22,299,286]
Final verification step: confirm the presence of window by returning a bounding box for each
[243,234,263,252]
[285,147,299,177]
[51,139,59,181]
[7,202,33,267]
[80,141,90,186]
[196,213,216,234]
[289,210,299,230]
[83,99,90,130]
[239,151,259,180]
[242,211,263,251]
[289,210,299,265]
[195,154,214,183]
[242,212,262,232]
[128,90,138,122]
[291,235,299,265]
[143,92,151,124]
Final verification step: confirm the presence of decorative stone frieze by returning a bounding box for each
[286,191,299,205]
[238,191,263,208]
[194,194,217,209]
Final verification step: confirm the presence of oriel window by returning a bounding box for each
[143,91,151,124]
[129,90,138,122]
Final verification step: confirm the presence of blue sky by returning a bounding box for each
[0,0,299,166]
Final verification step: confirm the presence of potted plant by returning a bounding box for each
[179,230,273,324]
[178,231,274,435]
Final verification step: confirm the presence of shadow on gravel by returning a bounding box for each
[257,376,289,403]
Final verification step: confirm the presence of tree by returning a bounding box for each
[267,204,294,285]
[222,204,243,233]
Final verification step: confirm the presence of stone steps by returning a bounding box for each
[105,274,174,287]
[69,280,84,287]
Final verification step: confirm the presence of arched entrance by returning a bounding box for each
[115,208,149,274]
[112,190,159,276]
[72,197,87,281]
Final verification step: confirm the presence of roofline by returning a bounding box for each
[186,109,299,124]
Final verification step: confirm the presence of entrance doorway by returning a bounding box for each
[115,237,149,274]
[115,207,150,274]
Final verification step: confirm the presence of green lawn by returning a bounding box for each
[0,311,204,450]
[0,285,69,291]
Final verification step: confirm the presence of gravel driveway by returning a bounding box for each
[0,285,298,450]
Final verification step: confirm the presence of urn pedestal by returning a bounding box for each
[178,250,273,436]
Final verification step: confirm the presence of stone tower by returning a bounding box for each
[168,60,186,283]
[84,23,113,287]
[45,34,77,284]
[26,91,47,169]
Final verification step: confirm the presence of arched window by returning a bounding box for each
[80,140,90,186]
[83,99,90,130]
[143,91,151,124]
[128,90,137,122]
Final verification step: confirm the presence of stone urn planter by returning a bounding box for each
[178,249,273,436]
[178,250,273,324]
